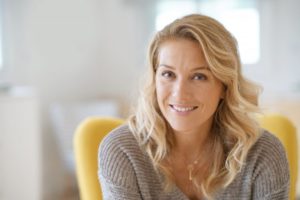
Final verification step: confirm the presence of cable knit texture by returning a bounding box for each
[98,125,290,200]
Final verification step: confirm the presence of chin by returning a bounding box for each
[168,121,195,133]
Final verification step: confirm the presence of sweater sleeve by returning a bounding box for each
[98,130,142,200]
[251,132,290,200]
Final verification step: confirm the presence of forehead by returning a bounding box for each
[157,38,207,68]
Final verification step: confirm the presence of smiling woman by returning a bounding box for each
[98,14,290,200]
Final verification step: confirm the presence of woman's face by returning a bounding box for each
[155,38,224,134]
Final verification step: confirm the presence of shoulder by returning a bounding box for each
[99,124,137,150]
[98,124,143,188]
[246,130,290,197]
[247,130,288,167]
[99,124,143,161]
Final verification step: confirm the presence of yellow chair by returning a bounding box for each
[73,117,124,200]
[74,115,298,200]
[258,114,298,200]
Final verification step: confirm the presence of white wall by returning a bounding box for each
[4,0,153,101]
[2,0,154,198]
[252,0,300,95]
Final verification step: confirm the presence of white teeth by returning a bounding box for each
[172,105,196,112]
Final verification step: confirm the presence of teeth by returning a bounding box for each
[172,105,196,112]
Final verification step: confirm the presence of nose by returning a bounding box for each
[171,78,191,101]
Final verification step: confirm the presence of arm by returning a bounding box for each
[98,134,142,200]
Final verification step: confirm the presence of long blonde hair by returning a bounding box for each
[128,14,261,199]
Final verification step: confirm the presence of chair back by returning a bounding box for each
[73,117,124,200]
[74,115,298,199]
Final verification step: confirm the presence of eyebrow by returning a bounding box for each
[158,64,210,71]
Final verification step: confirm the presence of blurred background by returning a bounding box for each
[0,0,299,199]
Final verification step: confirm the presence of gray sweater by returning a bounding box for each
[98,125,290,200]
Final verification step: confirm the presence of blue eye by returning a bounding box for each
[193,73,207,80]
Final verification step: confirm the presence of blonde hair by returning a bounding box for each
[128,14,262,199]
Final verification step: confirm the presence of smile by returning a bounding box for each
[170,105,198,112]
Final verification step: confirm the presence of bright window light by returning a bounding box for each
[207,9,260,64]
[155,0,260,65]
[0,23,2,71]
[155,1,197,31]
[0,3,3,71]
[0,35,2,71]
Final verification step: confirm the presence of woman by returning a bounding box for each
[98,14,290,200]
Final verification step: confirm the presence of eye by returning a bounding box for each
[161,70,175,79]
[193,73,207,80]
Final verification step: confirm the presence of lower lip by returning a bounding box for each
[170,105,196,116]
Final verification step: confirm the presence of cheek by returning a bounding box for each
[197,86,223,107]
[209,91,224,112]
[155,80,170,111]
[155,79,167,97]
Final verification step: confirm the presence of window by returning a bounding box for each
[155,1,197,31]
[0,26,3,72]
[0,1,3,72]
[155,0,260,65]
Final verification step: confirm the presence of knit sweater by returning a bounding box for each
[98,125,290,200]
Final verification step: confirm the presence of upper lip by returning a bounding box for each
[169,103,197,107]
[169,104,198,109]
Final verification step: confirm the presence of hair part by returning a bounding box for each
[128,14,262,199]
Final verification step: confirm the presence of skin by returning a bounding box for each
[155,38,224,199]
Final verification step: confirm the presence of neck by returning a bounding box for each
[172,127,211,160]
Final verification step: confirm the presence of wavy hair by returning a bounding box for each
[128,14,262,199]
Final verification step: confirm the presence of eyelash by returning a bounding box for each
[160,71,207,80]
[161,71,174,78]
[193,73,207,80]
